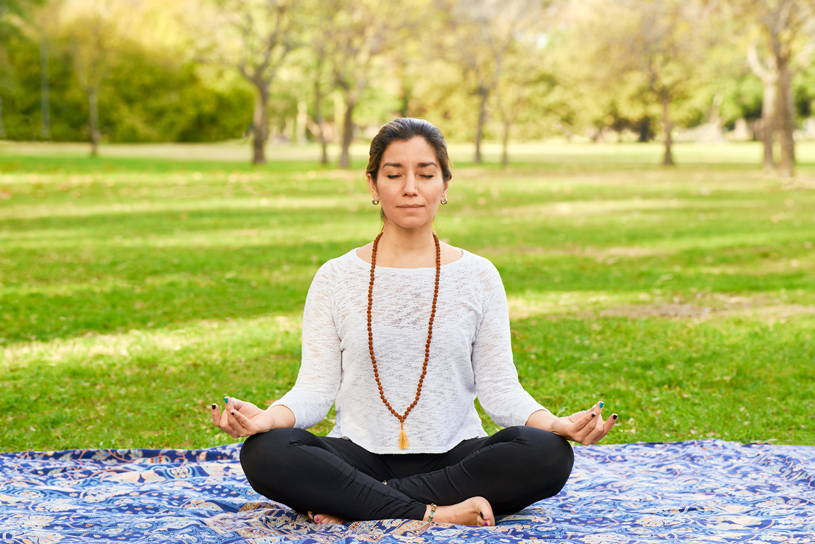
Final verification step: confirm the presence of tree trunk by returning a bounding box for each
[637,118,651,142]
[474,88,489,164]
[0,96,6,138]
[760,79,776,172]
[776,57,795,178]
[252,83,269,165]
[339,97,355,169]
[88,87,100,157]
[314,80,328,165]
[501,120,510,166]
[296,101,307,145]
[41,36,51,139]
[660,95,674,166]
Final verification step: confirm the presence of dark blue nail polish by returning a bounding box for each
[613,414,618,420]
[211,404,217,410]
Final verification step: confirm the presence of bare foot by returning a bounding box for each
[308,511,348,525]
[427,497,495,527]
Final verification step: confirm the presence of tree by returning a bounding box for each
[32,0,63,140]
[54,0,141,156]
[314,0,414,168]
[295,1,334,164]
[493,37,556,165]
[199,0,299,164]
[437,0,547,163]
[0,0,44,137]
[566,0,712,165]
[730,0,815,177]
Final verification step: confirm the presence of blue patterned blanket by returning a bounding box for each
[1,439,813,543]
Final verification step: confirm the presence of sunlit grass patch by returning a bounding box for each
[1,142,814,451]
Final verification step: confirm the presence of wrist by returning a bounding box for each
[264,411,277,432]
[526,409,557,432]
[266,404,296,430]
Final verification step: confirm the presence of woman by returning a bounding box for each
[211,118,617,527]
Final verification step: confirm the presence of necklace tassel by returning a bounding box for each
[399,422,409,449]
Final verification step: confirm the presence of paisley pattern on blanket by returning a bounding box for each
[1,440,813,543]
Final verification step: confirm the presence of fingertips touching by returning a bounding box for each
[231,409,246,427]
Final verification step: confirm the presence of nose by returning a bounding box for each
[403,172,419,195]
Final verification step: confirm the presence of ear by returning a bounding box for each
[442,180,449,201]
[367,173,378,200]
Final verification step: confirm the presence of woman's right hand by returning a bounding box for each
[211,397,275,438]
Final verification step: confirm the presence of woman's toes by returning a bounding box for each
[309,513,346,525]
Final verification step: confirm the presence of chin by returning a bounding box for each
[389,217,433,230]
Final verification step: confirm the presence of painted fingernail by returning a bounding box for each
[231,411,236,415]
[211,404,217,410]
[224,396,229,404]
[484,520,489,526]
[613,414,618,420]
[592,413,596,418]
[599,401,604,408]
[315,516,320,522]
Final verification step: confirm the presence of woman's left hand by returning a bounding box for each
[549,401,617,445]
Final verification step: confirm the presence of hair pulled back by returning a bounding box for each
[366,118,452,184]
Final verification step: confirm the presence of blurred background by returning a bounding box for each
[1,0,814,174]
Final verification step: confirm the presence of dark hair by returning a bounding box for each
[366,118,453,184]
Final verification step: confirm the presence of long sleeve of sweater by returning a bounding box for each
[272,263,341,428]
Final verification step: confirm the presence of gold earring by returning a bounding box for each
[372,199,380,205]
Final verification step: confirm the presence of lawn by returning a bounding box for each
[1,140,813,452]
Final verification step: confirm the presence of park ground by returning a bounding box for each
[0,140,813,452]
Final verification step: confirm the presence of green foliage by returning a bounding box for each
[794,62,815,119]
[1,30,252,142]
[100,43,252,143]
[719,74,764,125]
[1,142,813,451]
[2,35,79,139]
[0,0,813,166]
[0,0,43,41]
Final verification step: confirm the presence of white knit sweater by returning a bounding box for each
[273,247,546,454]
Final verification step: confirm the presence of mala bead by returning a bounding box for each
[368,232,440,449]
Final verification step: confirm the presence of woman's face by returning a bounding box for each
[368,137,448,231]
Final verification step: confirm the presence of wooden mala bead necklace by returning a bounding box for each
[367,232,440,449]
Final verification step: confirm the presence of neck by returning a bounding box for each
[375,223,437,268]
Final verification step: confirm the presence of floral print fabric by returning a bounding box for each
[1,439,812,543]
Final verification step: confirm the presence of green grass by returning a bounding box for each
[1,140,814,451]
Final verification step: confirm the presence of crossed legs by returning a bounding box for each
[239,426,573,524]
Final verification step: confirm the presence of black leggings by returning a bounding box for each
[240,426,574,521]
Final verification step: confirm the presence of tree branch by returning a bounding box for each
[746,39,774,82]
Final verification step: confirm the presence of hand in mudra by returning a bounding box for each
[211,397,274,438]
[550,402,617,445]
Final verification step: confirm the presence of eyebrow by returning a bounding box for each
[382,161,438,168]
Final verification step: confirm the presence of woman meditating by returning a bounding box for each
[211,118,617,527]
